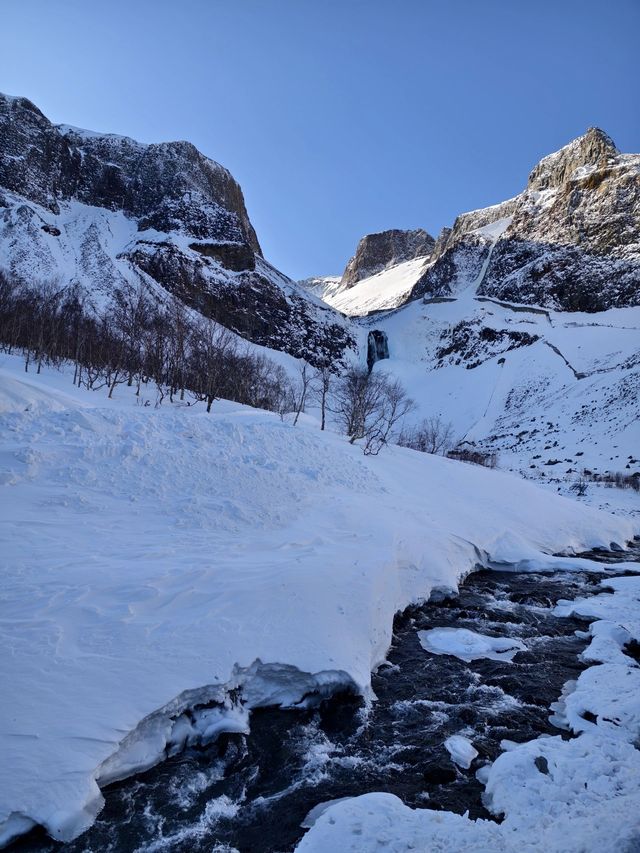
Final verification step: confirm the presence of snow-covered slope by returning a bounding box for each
[359,295,640,513]
[339,228,435,289]
[320,256,432,317]
[297,275,343,302]
[1,356,636,846]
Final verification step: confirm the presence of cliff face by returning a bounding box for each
[340,228,435,289]
[0,93,354,364]
[413,129,640,311]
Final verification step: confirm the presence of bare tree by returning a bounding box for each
[363,377,415,455]
[292,360,316,426]
[311,362,333,431]
[331,366,414,454]
[190,319,236,413]
[398,416,455,455]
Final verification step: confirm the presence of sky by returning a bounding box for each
[1,0,639,280]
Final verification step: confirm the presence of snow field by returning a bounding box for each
[0,356,637,846]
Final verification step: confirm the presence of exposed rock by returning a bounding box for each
[413,129,640,312]
[0,93,355,365]
[435,320,539,369]
[341,228,435,289]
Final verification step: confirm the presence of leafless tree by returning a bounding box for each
[190,318,236,413]
[398,416,455,455]
[311,362,333,431]
[292,360,316,426]
[331,366,414,454]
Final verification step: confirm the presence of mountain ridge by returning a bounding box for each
[0,92,355,366]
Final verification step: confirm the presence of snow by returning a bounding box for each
[472,215,513,240]
[321,257,431,317]
[418,627,527,662]
[0,354,637,845]
[360,293,640,517]
[444,734,478,769]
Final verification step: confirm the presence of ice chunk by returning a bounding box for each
[418,627,526,662]
[444,735,478,769]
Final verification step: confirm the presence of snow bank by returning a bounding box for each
[0,357,637,845]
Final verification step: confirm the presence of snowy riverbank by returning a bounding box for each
[0,355,637,846]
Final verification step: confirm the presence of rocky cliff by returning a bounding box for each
[413,128,640,311]
[340,228,435,289]
[0,93,354,364]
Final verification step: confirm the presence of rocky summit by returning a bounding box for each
[413,128,640,312]
[0,93,354,365]
[340,228,435,290]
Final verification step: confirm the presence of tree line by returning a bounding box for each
[0,272,461,457]
[0,273,295,414]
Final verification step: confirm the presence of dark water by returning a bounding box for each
[12,547,640,853]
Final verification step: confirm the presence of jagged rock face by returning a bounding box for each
[0,93,355,365]
[413,128,640,312]
[0,95,261,251]
[341,228,435,289]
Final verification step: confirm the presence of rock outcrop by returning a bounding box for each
[340,228,435,289]
[413,128,640,312]
[0,93,354,364]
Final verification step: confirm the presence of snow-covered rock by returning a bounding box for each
[418,627,527,663]
[444,734,478,769]
[340,228,435,290]
[414,128,640,312]
[0,93,354,365]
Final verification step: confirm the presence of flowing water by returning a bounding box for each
[12,547,640,853]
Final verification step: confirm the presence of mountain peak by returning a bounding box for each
[340,227,435,289]
[528,127,619,190]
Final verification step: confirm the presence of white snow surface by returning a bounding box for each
[353,294,640,517]
[0,355,637,846]
[321,257,431,317]
[418,627,527,662]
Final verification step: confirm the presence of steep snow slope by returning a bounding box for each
[1,356,636,846]
[297,275,342,302]
[359,296,640,513]
[339,228,435,289]
[320,257,433,317]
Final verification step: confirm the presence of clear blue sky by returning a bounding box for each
[2,0,639,279]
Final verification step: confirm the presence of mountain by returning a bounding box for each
[340,228,435,290]
[0,93,354,365]
[297,275,343,302]
[413,128,640,311]
[299,228,435,317]
[305,130,640,492]
[303,257,433,317]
